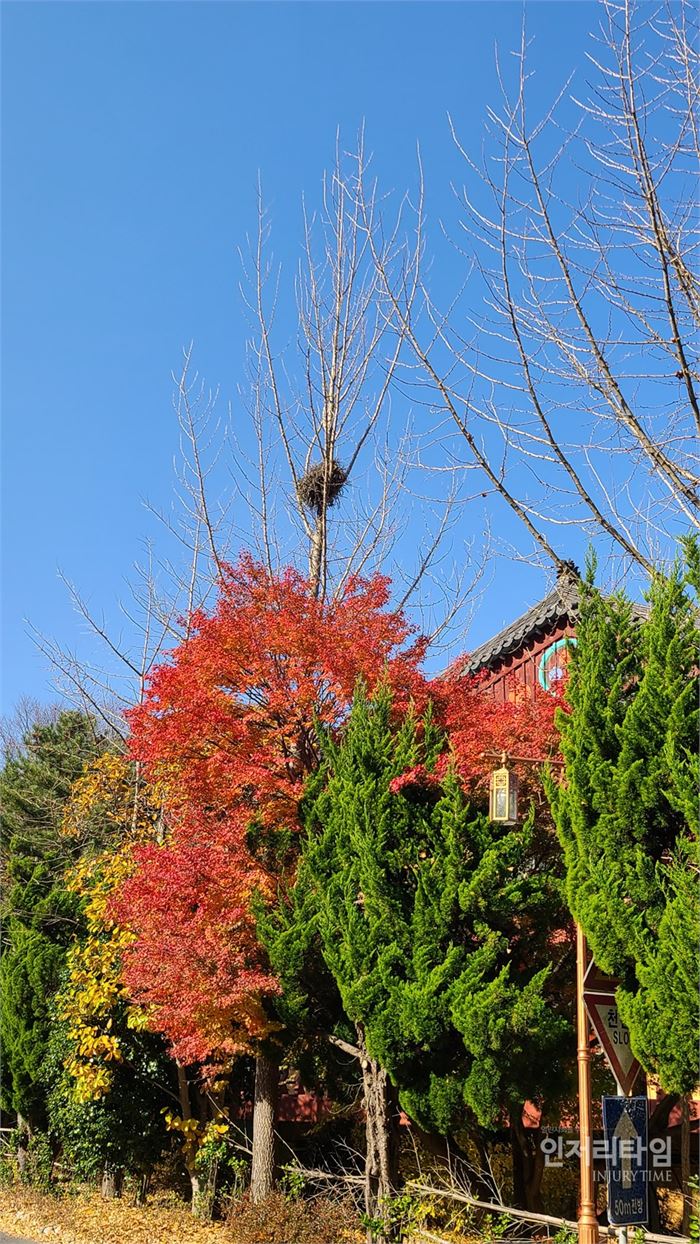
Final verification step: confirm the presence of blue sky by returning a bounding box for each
[2,1,601,715]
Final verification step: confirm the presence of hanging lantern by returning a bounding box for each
[489,761,519,825]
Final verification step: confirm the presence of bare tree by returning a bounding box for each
[367,0,699,583]
[240,136,475,615]
[0,696,62,763]
[30,344,235,740]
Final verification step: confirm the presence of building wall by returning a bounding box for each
[478,621,577,701]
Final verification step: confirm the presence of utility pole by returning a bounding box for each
[576,925,599,1244]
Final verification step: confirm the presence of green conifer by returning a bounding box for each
[549,547,699,1093]
[0,711,103,1126]
[263,683,571,1222]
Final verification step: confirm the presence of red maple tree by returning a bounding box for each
[115,808,279,1067]
[435,668,562,778]
[385,673,563,805]
[431,665,564,826]
[115,554,428,1066]
[128,554,427,826]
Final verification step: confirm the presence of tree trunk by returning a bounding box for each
[510,1112,545,1213]
[177,1061,203,1215]
[646,1083,675,1234]
[358,1026,401,1244]
[101,1163,123,1199]
[473,1133,498,1203]
[510,1126,526,1211]
[309,518,324,600]
[250,1048,278,1204]
[133,1172,150,1206]
[648,1090,679,1137]
[15,1113,30,1175]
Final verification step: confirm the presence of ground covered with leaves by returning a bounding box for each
[0,1187,364,1244]
[0,1187,226,1244]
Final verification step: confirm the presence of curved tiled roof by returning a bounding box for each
[463,573,649,675]
[463,578,579,675]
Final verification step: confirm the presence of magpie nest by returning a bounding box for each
[296,460,348,515]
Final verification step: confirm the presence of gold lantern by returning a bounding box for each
[489,761,518,825]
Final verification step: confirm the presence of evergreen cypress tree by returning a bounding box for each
[545,569,642,970]
[615,554,700,1094]
[0,711,104,1127]
[548,548,699,1093]
[618,843,698,1094]
[263,683,571,1227]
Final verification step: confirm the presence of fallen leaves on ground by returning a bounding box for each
[0,1187,226,1244]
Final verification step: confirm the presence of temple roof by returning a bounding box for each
[463,569,648,675]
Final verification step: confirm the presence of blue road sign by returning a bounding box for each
[602,1096,648,1226]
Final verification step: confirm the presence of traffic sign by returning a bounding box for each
[583,959,619,993]
[583,992,641,1094]
[602,1096,648,1226]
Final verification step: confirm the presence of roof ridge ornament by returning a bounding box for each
[556,558,581,583]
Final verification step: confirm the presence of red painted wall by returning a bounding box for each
[478,621,577,701]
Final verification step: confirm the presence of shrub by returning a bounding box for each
[227,1190,360,1244]
[21,1132,54,1192]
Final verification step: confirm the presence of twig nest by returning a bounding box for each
[296,460,347,514]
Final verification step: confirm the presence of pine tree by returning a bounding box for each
[263,683,571,1232]
[548,548,699,1093]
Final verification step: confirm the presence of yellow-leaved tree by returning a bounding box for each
[58,752,161,1101]
[42,752,176,1200]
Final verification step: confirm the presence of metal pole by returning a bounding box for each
[614,1075,629,1244]
[577,924,599,1244]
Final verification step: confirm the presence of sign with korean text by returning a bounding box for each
[602,1096,648,1226]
